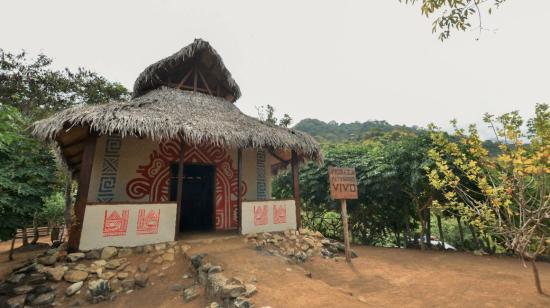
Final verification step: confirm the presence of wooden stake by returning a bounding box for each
[340,199,352,262]
[175,137,185,239]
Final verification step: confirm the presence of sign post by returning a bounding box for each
[328,167,358,262]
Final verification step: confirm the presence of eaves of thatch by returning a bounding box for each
[31,87,322,172]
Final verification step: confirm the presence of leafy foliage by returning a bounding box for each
[401,0,508,40]
[427,103,550,293]
[293,118,417,143]
[0,105,58,240]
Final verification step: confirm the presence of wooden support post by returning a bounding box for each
[340,199,352,262]
[291,150,302,229]
[175,138,185,239]
[67,134,97,252]
[237,149,243,233]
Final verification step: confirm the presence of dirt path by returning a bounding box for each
[2,236,550,307]
[193,238,550,307]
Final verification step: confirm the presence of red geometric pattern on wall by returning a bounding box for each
[125,140,247,230]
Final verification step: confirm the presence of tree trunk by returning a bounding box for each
[21,227,28,246]
[417,210,427,251]
[468,223,481,250]
[9,236,16,261]
[404,217,410,249]
[529,258,544,294]
[395,231,401,248]
[436,215,445,250]
[31,212,39,245]
[456,216,464,249]
[426,208,432,248]
[64,176,73,232]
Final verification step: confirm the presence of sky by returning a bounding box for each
[1,0,549,137]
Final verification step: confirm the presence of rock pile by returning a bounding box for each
[0,241,183,307]
[184,253,257,308]
[245,228,357,262]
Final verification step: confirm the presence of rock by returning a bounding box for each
[14,263,39,274]
[117,272,129,279]
[180,244,191,253]
[208,302,221,308]
[38,253,58,266]
[222,284,246,298]
[117,248,133,257]
[105,259,122,270]
[32,284,53,294]
[162,252,175,262]
[357,295,367,303]
[183,285,200,302]
[93,260,107,267]
[233,297,253,308]
[134,246,144,254]
[208,265,223,275]
[244,284,257,297]
[6,294,26,308]
[125,265,137,274]
[200,263,212,272]
[88,279,110,299]
[226,277,245,286]
[100,271,116,280]
[134,273,149,288]
[182,274,191,279]
[42,266,67,281]
[65,281,83,296]
[191,253,207,269]
[30,292,55,306]
[26,273,46,285]
[101,246,117,260]
[334,242,346,252]
[144,245,154,253]
[67,252,86,262]
[64,270,89,283]
[351,250,358,258]
[45,248,58,256]
[117,261,130,271]
[13,285,34,295]
[137,263,149,273]
[169,283,183,291]
[73,264,88,271]
[110,279,122,292]
[121,278,135,290]
[0,282,15,295]
[154,243,166,251]
[7,273,25,284]
[85,250,101,260]
[152,256,164,264]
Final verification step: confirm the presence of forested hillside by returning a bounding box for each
[293,118,418,142]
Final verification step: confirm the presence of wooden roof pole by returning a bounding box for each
[291,150,302,229]
[237,149,243,234]
[174,136,185,239]
[67,133,97,252]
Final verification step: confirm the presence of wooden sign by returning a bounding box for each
[328,166,358,262]
[329,167,358,200]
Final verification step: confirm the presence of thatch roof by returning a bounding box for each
[32,87,322,171]
[133,39,241,101]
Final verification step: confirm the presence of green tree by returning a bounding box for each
[427,104,550,294]
[0,105,58,240]
[0,49,129,244]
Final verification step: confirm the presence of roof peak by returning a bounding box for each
[132,39,241,102]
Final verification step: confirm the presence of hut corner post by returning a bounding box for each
[291,150,302,229]
[68,134,97,252]
[237,149,243,233]
[174,138,185,240]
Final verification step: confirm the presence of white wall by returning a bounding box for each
[79,203,177,250]
[241,199,296,234]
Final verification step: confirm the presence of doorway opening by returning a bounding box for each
[170,164,215,232]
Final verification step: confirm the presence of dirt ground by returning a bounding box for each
[2,235,550,307]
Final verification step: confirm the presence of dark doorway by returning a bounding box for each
[170,164,215,232]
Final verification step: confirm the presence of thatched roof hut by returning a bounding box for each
[31,38,319,251]
[32,39,321,172]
